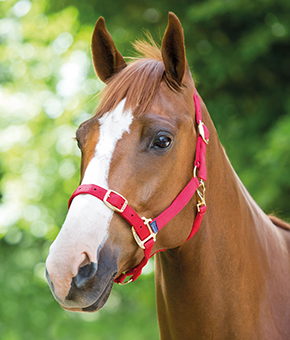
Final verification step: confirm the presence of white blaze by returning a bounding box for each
[82,99,133,186]
[49,99,133,273]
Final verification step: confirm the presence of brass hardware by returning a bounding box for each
[196,180,206,212]
[198,121,209,144]
[117,278,133,285]
[193,166,206,211]
[131,217,156,249]
[103,190,128,213]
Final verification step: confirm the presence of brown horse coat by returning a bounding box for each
[46,13,290,339]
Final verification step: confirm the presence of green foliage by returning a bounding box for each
[0,0,289,339]
[0,238,157,340]
[0,1,157,339]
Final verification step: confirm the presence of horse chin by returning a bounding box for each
[60,274,115,313]
[82,275,115,312]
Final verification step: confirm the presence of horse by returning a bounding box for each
[46,12,290,339]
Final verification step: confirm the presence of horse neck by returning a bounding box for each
[155,98,283,339]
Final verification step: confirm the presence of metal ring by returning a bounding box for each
[193,165,198,178]
[117,278,133,285]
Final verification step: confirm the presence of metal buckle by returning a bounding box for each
[193,167,206,211]
[198,121,209,144]
[131,217,157,249]
[103,190,128,213]
[196,180,206,212]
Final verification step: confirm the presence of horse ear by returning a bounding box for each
[161,12,186,87]
[91,17,127,83]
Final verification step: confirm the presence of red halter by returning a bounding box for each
[68,89,209,284]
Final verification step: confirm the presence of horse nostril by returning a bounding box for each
[79,252,91,269]
[72,261,98,290]
[70,252,92,277]
[78,263,94,278]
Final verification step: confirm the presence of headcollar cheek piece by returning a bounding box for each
[68,89,209,284]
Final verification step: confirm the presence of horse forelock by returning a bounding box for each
[95,39,179,118]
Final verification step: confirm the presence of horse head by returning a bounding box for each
[46,12,201,312]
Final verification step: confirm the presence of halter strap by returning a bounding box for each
[68,88,209,284]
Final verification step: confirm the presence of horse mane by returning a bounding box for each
[95,36,168,117]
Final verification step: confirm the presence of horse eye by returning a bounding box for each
[152,135,172,149]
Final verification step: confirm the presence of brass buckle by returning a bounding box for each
[196,180,206,212]
[198,121,209,144]
[103,190,128,213]
[193,167,206,211]
[131,217,157,249]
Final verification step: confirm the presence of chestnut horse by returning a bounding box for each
[46,13,290,339]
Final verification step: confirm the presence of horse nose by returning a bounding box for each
[70,259,98,290]
[76,253,92,274]
[65,261,99,304]
[46,251,95,304]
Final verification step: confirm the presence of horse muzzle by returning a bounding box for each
[46,247,118,312]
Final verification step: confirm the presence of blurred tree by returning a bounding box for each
[0,0,289,339]
[0,1,157,339]
[45,0,290,215]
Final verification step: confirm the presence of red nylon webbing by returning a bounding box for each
[68,88,209,284]
[153,177,200,230]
